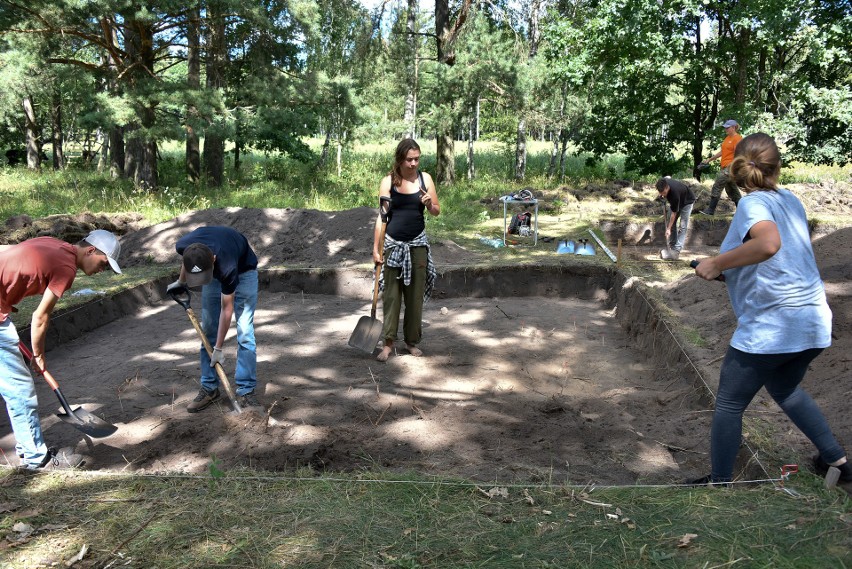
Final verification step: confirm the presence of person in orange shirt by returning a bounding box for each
[699,119,743,215]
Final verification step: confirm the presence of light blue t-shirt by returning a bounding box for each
[720,188,831,354]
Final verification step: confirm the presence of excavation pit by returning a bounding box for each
[2,265,720,485]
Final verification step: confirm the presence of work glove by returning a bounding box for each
[211,347,225,366]
[166,279,187,295]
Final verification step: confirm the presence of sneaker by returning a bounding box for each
[238,391,261,408]
[187,388,220,413]
[813,455,852,483]
[20,447,87,471]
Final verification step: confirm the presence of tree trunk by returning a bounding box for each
[123,14,158,189]
[402,0,417,139]
[104,22,125,178]
[319,130,331,168]
[336,134,344,177]
[734,28,750,106]
[96,128,108,172]
[475,98,480,140]
[514,118,526,180]
[186,2,201,182]
[109,125,125,178]
[436,132,455,186]
[690,16,705,176]
[466,114,475,180]
[547,132,559,178]
[559,135,568,180]
[22,96,40,170]
[203,1,227,187]
[434,0,471,186]
[51,88,65,170]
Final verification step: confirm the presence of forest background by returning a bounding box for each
[1,3,852,568]
[0,0,849,194]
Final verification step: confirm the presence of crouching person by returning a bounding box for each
[168,226,260,411]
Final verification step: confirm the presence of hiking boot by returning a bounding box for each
[187,388,220,413]
[683,475,732,488]
[813,455,852,483]
[699,197,719,216]
[239,391,261,408]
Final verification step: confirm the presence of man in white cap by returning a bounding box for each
[0,229,121,469]
[699,119,743,215]
[167,226,260,412]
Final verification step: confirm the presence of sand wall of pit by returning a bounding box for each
[23,266,710,404]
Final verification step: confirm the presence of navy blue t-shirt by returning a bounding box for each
[176,226,258,295]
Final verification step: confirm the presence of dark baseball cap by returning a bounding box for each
[182,243,214,288]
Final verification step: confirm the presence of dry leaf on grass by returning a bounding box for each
[677,533,699,548]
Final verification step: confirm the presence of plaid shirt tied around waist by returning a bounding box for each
[379,230,436,301]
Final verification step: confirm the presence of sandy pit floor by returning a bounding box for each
[1,292,711,485]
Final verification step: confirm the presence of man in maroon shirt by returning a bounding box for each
[0,230,121,470]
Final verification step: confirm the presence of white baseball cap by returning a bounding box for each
[85,229,122,274]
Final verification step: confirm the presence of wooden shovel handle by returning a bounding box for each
[371,221,388,319]
[184,307,242,413]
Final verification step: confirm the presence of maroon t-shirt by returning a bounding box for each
[0,237,77,321]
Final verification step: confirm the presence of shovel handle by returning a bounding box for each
[18,341,61,390]
[168,286,192,310]
[371,218,388,320]
[690,259,726,282]
[183,307,243,414]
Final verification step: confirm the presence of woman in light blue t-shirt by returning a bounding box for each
[691,133,849,485]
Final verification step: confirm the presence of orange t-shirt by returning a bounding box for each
[0,237,77,321]
[720,132,743,168]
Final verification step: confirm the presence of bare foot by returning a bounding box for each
[376,345,393,362]
[405,344,423,357]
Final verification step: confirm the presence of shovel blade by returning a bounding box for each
[57,407,118,438]
[348,315,384,354]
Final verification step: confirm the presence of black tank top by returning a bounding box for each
[386,175,426,241]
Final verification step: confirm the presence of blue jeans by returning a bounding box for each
[672,203,693,252]
[710,346,844,482]
[199,270,257,396]
[0,318,49,468]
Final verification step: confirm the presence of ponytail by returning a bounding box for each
[730,132,781,193]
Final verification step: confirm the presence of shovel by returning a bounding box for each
[660,202,678,260]
[168,287,242,414]
[556,240,575,254]
[18,341,118,438]
[349,196,391,353]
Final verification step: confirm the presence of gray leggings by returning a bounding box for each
[710,346,844,482]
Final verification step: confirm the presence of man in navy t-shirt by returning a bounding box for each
[168,226,260,411]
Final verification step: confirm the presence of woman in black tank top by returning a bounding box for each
[372,139,441,362]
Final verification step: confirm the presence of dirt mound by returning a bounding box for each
[0,212,144,245]
[116,207,483,269]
